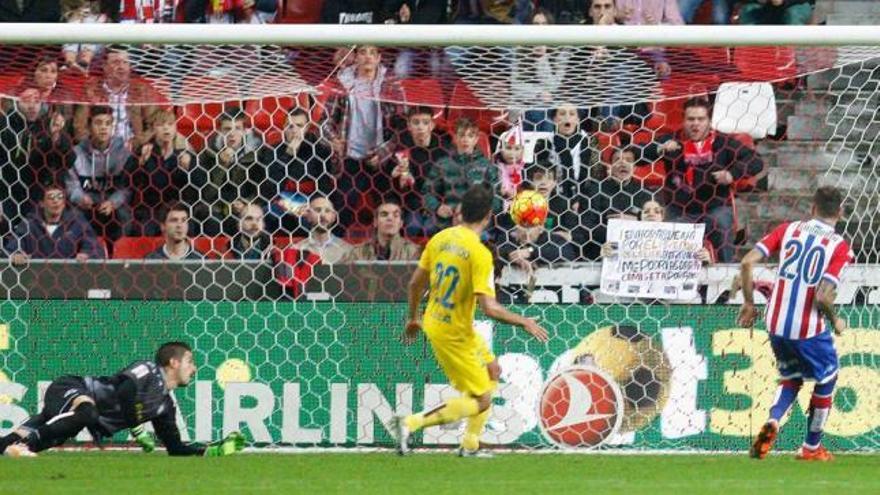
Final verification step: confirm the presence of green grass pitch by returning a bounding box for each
[2,452,879,495]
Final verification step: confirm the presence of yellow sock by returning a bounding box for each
[405,396,480,432]
[461,406,491,452]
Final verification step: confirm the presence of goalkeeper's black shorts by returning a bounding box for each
[39,376,92,420]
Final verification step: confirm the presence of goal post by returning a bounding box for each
[0,24,878,452]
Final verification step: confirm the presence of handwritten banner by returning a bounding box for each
[600,219,705,300]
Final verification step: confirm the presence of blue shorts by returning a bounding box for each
[770,332,839,384]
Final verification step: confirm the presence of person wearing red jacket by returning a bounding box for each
[652,98,764,262]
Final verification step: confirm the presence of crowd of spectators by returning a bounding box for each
[0,49,765,266]
[0,0,800,272]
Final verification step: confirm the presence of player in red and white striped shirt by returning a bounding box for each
[737,186,852,462]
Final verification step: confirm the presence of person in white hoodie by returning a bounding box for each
[65,105,133,240]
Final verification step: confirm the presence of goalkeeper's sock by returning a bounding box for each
[804,379,836,448]
[405,397,480,432]
[28,402,99,452]
[769,378,803,423]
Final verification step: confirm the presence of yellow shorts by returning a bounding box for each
[425,329,495,397]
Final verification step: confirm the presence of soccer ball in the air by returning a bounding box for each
[509,190,549,227]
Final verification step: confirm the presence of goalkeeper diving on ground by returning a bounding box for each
[390,185,549,457]
[0,341,244,457]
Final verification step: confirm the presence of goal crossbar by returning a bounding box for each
[0,23,879,47]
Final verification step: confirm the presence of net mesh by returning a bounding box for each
[0,40,878,452]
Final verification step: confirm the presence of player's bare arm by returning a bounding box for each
[403,266,430,343]
[737,248,765,328]
[477,294,549,342]
[815,280,846,335]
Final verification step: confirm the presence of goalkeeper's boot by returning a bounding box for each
[457,447,494,459]
[796,444,834,462]
[750,421,778,459]
[204,431,246,457]
[387,415,411,456]
[3,443,36,458]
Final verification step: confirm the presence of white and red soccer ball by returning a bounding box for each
[510,190,549,228]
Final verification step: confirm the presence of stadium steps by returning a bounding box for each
[758,141,873,169]
[826,13,880,25]
[793,92,880,119]
[738,1,880,257]
[787,114,880,141]
[737,189,880,263]
[816,0,880,15]
[807,63,880,92]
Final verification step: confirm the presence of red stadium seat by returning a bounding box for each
[661,74,721,102]
[245,95,297,132]
[653,96,687,134]
[691,47,732,67]
[447,80,507,133]
[277,0,323,23]
[595,132,621,164]
[97,237,110,258]
[734,46,797,82]
[400,78,446,124]
[129,76,170,106]
[313,80,342,123]
[147,77,172,105]
[113,237,164,259]
[642,109,668,132]
[176,74,240,149]
[192,236,230,259]
[633,162,666,189]
[620,125,656,146]
[273,236,305,250]
[53,71,88,101]
[0,74,25,96]
[177,101,225,151]
[477,131,491,159]
[245,95,300,146]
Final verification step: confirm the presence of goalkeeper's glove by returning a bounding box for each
[204,431,246,457]
[131,425,155,453]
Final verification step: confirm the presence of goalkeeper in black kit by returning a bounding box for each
[0,341,244,458]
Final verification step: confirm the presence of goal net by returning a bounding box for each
[0,25,878,452]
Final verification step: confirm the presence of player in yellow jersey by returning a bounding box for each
[389,185,549,457]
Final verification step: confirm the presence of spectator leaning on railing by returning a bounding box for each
[341,200,421,262]
[229,203,272,260]
[145,203,204,260]
[292,196,353,264]
[4,185,104,265]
